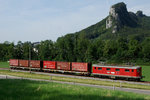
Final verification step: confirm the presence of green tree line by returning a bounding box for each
[0,36,150,64]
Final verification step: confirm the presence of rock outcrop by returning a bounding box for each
[106,2,138,33]
[136,11,145,17]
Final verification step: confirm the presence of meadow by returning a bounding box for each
[0,62,9,68]
[0,79,150,100]
[141,65,150,81]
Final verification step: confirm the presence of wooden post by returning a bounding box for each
[113,84,115,90]
[29,46,32,74]
[120,82,122,88]
[50,76,52,80]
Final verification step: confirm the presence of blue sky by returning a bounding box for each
[0,0,150,43]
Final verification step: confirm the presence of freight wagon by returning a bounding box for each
[9,59,19,68]
[43,61,57,71]
[42,61,91,75]
[18,60,29,69]
[30,60,43,70]
[57,61,71,71]
[71,62,91,75]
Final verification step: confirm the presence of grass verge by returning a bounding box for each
[0,70,150,90]
[141,65,150,82]
[0,79,150,100]
[0,62,9,68]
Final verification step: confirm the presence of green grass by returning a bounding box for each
[0,62,9,68]
[141,65,150,81]
[0,70,150,90]
[0,79,150,100]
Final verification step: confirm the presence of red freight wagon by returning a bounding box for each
[57,61,71,71]
[9,59,19,67]
[43,61,56,69]
[19,60,29,67]
[71,62,91,72]
[92,64,142,80]
[29,60,42,69]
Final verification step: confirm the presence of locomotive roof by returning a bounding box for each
[92,64,141,69]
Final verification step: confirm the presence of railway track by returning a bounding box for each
[0,68,150,86]
[0,68,10,70]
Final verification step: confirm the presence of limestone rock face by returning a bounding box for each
[106,16,112,29]
[106,2,137,33]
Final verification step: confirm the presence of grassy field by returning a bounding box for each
[0,62,9,68]
[0,70,150,90]
[0,79,150,100]
[141,65,150,81]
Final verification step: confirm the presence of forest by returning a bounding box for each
[0,34,150,65]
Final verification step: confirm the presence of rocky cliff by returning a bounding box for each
[106,2,138,33]
[58,2,150,42]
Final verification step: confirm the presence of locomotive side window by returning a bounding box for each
[106,68,111,71]
[125,69,130,72]
[94,67,96,69]
[132,69,134,72]
[98,68,102,70]
[137,69,140,72]
[116,69,120,71]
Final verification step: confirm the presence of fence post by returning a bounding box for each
[50,76,52,81]
[120,82,122,88]
[113,84,115,90]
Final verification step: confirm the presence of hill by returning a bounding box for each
[70,2,150,41]
[54,2,150,63]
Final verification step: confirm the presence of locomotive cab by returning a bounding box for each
[135,67,143,79]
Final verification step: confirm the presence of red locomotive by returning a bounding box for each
[9,59,143,81]
[92,64,142,81]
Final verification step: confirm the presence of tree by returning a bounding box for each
[114,37,128,62]
[141,38,150,61]
[103,40,117,60]
[127,39,139,60]
[86,39,104,63]
[55,34,75,61]
[76,35,90,62]
[38,40,54,60]
[14,41,23,59]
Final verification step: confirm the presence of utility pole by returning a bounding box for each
[75,34,77,61]
[28,42,40,73]
[29,44,31,73]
